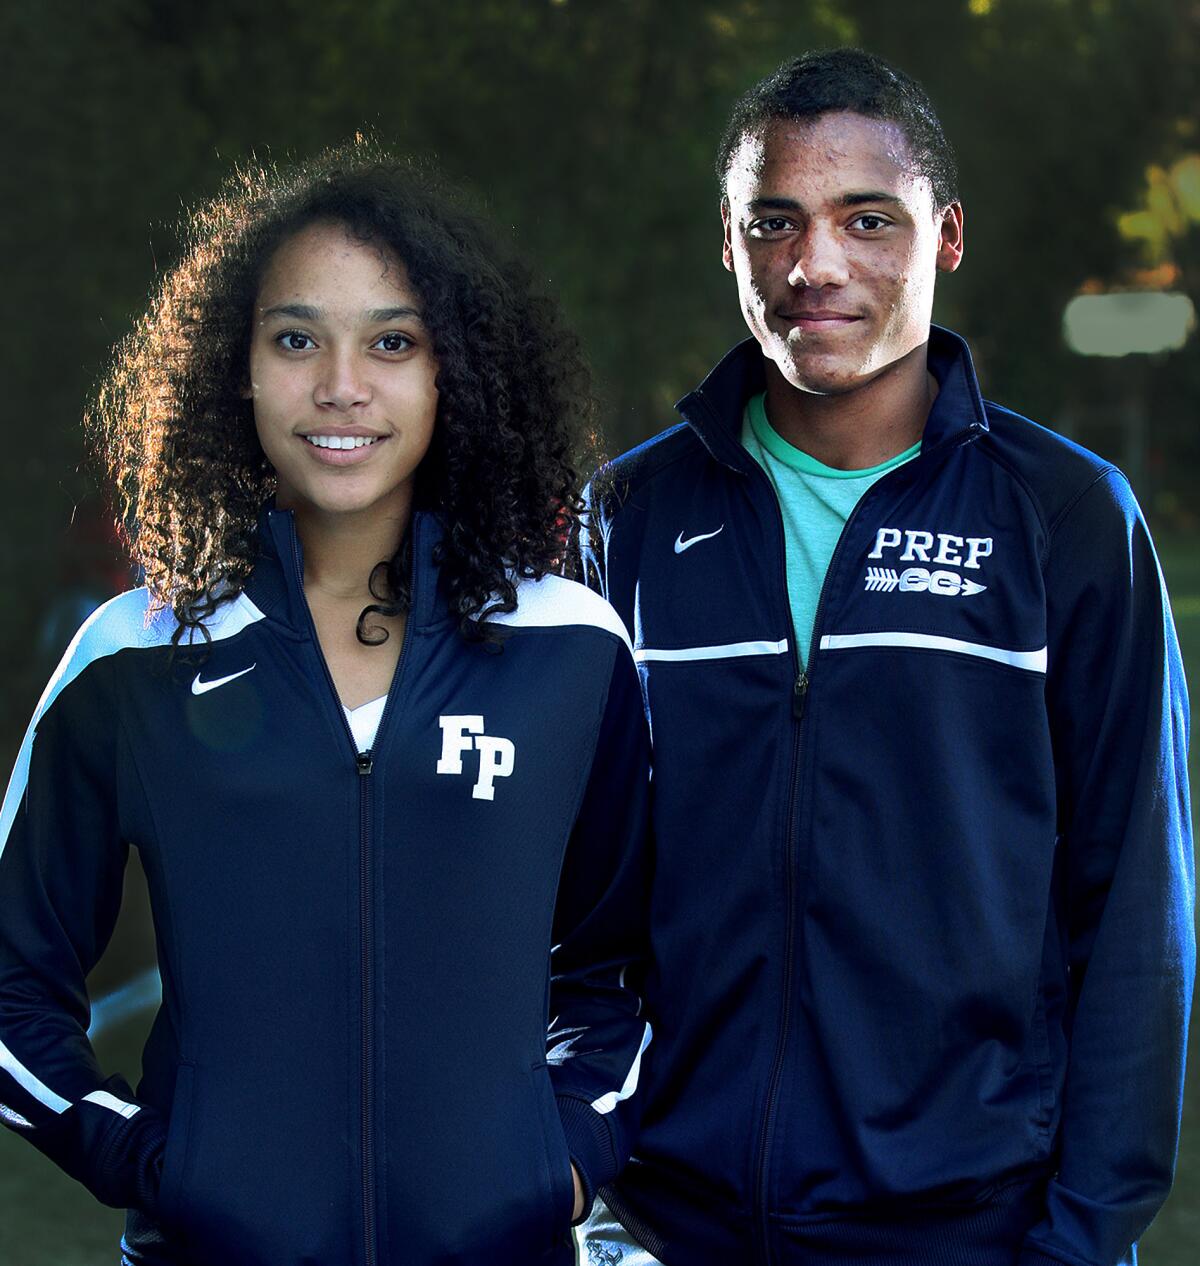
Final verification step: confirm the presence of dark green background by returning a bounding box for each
[1,2,1197,1260]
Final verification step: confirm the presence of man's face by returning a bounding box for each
[722,111,963,396]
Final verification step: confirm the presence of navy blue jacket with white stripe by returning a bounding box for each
[0,507,652,1266]
[581,327,1194,1266]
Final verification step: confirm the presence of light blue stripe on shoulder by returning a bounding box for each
[0,589,265,860]
[485,574,633,655]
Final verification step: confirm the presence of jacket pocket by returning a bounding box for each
[155,1062,195,1228]
[530,1061,576,1245]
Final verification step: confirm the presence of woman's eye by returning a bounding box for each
[276,330,315,351]
[373,332,413,353]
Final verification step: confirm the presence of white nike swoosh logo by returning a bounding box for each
[674,526,725,554]
[191,665,257,695]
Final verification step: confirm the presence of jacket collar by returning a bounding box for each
[242,503,452,636]
[675,324,988,470]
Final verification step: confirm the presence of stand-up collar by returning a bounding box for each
[242,504,452,636]
[923,325,989,448]
[675,324,988,470]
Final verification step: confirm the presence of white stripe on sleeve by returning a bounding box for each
[590,1023,653,1115]
[0,1036,70,1114]
[82,1089,142,1119]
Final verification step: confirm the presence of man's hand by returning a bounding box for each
[571,1162,584,1222]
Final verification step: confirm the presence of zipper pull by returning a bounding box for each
[792,671,809,721]
[356,751,374,776]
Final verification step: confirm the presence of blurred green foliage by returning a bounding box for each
[0,1,1197,1260]
[1,0,1198,727]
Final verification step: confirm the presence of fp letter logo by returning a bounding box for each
[436,715,516,801]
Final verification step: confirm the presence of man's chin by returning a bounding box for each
[774,355,864,397]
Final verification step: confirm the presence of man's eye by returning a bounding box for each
[373,332,413,353]
[852,214,890,232]
[750,217,793,235]
[276,330,315,351]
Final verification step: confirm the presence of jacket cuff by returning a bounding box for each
[29,1079,167,1213]
[555,1094,617,1221]
[91,1103,168,1212]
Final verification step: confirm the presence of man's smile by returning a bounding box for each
[777,309,863,331]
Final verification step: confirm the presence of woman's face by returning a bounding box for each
[248,221,439,522]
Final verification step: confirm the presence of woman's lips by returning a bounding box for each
[299,433,389,466]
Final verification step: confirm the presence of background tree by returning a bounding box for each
[1,3,1196,1260]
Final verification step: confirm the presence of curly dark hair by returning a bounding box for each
[88,139,599,644]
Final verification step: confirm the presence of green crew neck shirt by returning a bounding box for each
[741,392,920,668]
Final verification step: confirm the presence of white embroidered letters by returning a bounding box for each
[437,716,516,801]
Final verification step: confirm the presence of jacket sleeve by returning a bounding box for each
[0,619,166,1213]
[547,638,653,1220]
[579,472,630,609]
[1019,469,1194,1266]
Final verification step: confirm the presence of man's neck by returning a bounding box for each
[763,341,938,471]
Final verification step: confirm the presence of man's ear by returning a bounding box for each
[721,198,734,273]
[936,202,965,274]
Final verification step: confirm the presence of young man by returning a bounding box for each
[577,48,1193,1266]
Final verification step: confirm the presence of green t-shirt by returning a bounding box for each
[742,392,920,668]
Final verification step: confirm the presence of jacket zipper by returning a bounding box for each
[742,446,804,1266]
[723,416,981,1266]
[356,749,377,1266]
[286,523,413,1266]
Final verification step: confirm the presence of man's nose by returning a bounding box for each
[787,223,849,289]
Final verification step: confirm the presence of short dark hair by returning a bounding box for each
[716,48,959,210]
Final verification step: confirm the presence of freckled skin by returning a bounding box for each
[721,112,964,468]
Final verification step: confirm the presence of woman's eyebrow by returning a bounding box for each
[366,306,422,322]
[260,303,321,320]
[259,303,423,322]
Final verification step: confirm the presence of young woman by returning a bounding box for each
[0,144,651,1266]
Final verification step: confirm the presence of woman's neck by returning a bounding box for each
[283,490,413,602]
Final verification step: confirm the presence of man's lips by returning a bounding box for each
[777,310,862,330]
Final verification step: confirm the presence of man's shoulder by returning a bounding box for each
[978,399,1127,529]
[596,422,707,518]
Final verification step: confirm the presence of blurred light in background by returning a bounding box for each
[1063,290,1196,357]
[86,969,161,1042]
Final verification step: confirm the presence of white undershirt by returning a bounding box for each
[343,695,387,753]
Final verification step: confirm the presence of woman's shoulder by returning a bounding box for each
[62,587,171,664]
[485,573,632,654]
[58,586,266,678]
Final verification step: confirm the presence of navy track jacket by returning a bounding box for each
[0,507,653,1266]
[582,328,1194,1266]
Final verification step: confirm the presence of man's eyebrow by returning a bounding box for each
[747,197,804,213]
[258,304,423,322]
[745,192,905,214]
[838,191,905,208]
